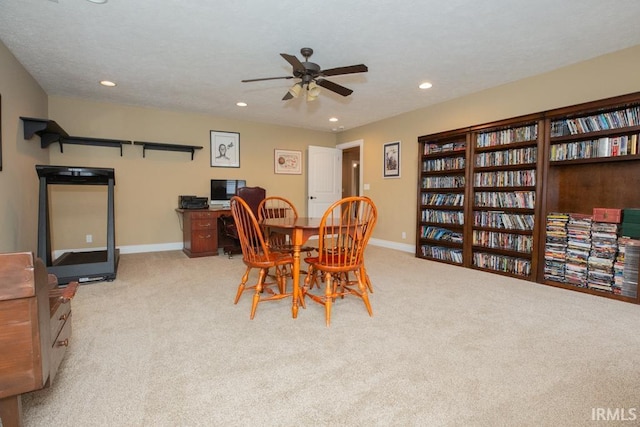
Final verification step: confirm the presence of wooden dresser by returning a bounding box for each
[176,208,231,257]
[0,252,78,427]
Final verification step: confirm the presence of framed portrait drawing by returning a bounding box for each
[210,130,240,168]
[383,141,400,178]
[274,149,302,174]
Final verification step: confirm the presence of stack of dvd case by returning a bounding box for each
[565,214,592,287]
[544,212,569,281]
[621,240,639,298]
[587,222,619,292]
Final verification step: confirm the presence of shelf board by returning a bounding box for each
[21,117,131,155]
[133,141,203,160]
[549,154,640,166]
[419,238,463,248]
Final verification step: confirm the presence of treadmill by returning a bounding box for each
[36,165,119,284]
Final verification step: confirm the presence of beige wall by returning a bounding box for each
[47,97,336,250]
[0,41,49,254]
[338,44,640,246]
[3,39,640,255]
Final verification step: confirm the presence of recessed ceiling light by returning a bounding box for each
[329,117,338,122]
[100,80,116,87]
[236,102,247,107]
[419,82,433,90]
[87,0,108,4]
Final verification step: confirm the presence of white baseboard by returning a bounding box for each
[53,238,414,259]
[368,238,414,253]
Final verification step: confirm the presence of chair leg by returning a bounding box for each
[324,272,333,327]
[250,269,267,319]
[234,267,251,304]
[362,265,373,293]
[355,270,373,316]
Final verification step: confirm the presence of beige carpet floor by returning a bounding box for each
[18,246,640,426]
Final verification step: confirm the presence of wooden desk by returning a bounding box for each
[176,208,231,257]
[261,217,321,318]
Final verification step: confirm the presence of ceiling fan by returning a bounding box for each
[241,47,368,101]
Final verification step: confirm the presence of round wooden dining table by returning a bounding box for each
[260,217,321,318]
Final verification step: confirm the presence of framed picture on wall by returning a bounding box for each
[274,149,302,174]
[210,130,240,168]
[383,140,400,178]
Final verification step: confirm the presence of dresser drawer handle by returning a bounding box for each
[200,234,212,239]
[59,313,69,321]
[202,222,211,227]
[57,338,69,347]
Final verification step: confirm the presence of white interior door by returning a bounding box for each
[307,145,342,217]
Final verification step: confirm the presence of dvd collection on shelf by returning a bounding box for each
[421,226,463,243]
[476,124,538,147]
[473,169,536,187]
[472,252,531,276]
[475,147,537,167]
[549,135,639,161]
[474,191,535,209]
[544,212,639,297]
[472,230,533,253]
[421,192,464,206]
[420,245,463,263]
[549,106,640,137]
[473,211,535,230]
[419,135,467,265]
[418,93,640,304]
[469,124,538,277]
[423,156,465,171]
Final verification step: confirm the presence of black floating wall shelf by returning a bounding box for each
[133,141,203,160]
[21,117,131,156]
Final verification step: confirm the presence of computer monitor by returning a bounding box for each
[210,179,246,207]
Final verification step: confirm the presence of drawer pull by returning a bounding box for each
[59,313,69,321]
[57,338,69,347]
[203,222,211,227]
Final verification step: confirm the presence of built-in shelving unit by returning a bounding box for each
[133,141,203,160]
[416,130,468,266]
[469,116,543,280]
[540,93,640,304]
[416,92,640,304]
[21,117,132,156]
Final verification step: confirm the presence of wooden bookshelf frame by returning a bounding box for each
[417,92,640,304]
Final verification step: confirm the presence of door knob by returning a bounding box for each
[309,196,316,200]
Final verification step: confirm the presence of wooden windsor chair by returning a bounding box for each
[230,196,294,319]
[302,196,378,326]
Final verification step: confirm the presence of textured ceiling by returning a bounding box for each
[2,0,640,132]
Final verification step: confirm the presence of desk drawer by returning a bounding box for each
[190,211,215,220]
[49,310,72,385]
[50,299,71,342]
[191,219,216,231]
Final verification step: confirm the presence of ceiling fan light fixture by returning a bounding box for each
[288,83,302,98]
[308,81,321,97]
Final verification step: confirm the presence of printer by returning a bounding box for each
[178,195,209,209]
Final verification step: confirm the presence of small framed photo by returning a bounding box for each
[211,130,240,168]
[383,140,401,178]
[274,149,302,174]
